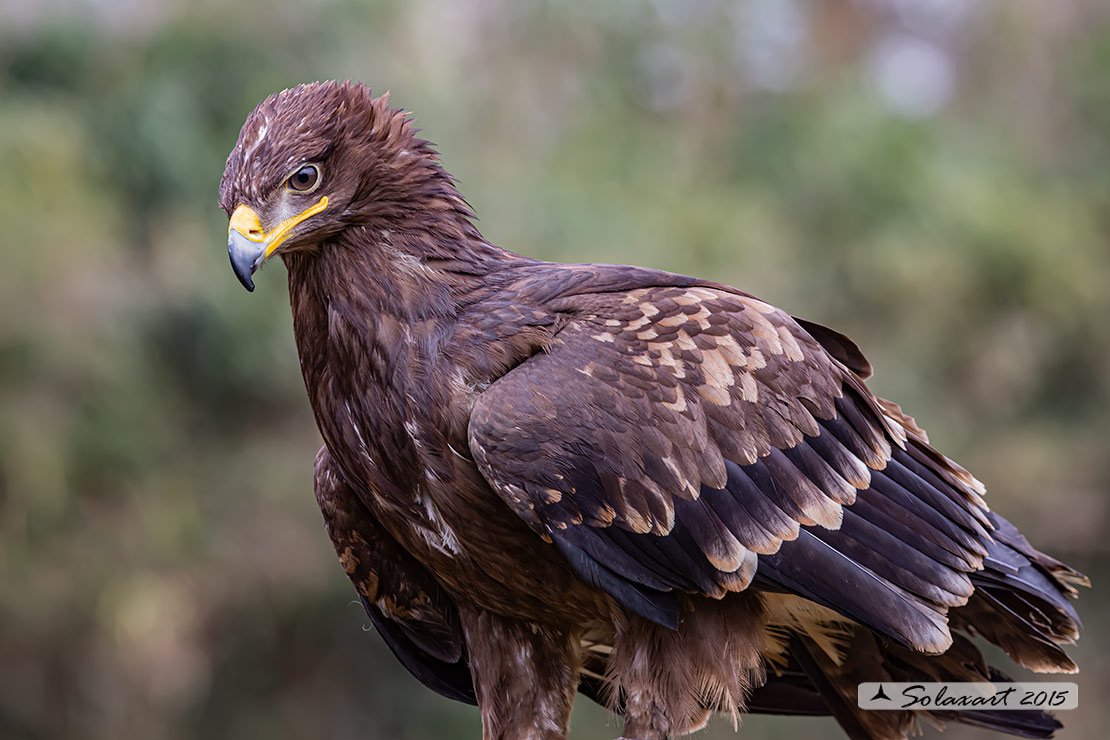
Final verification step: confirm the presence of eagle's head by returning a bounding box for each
[219,80,444,291]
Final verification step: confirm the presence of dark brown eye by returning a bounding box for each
[288,165,319,192]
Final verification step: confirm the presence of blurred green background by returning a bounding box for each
[1,0,1107,738]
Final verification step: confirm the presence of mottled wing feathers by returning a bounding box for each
[468,282,998,652]
[313,448,476,704]
[472,286,853,530]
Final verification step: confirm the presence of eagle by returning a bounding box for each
[218,81,1085,740]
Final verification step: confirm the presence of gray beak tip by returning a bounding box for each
[228,233,260,292]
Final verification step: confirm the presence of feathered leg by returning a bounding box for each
[458,605,582,740]
[607,592,767,740]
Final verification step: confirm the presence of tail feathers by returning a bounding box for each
[933,708,1061,740]
[743,670,829,716]
[930,668,1061,740]
[752,630,1065,740]
[787,633,906,740]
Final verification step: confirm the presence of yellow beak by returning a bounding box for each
[227,196,328,291]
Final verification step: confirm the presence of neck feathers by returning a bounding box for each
[286,222,524,326]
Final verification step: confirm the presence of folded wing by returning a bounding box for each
[469,283,1081,663]
[314,447,476,703]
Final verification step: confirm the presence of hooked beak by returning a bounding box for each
[227,196,329,291]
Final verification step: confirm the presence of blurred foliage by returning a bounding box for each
[1,0,1108,738]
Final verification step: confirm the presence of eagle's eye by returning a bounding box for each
[287,165,320,193]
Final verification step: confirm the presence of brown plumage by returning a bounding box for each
[218,81,1086,740]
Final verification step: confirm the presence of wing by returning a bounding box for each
[468,283,1009,654]
[314,447,476,704]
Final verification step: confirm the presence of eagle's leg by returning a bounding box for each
[458,605,582,740]
[608,593,767,740]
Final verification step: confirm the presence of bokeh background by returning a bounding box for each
[1,0,1108,738]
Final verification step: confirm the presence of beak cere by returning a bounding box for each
[226,197,329,292]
